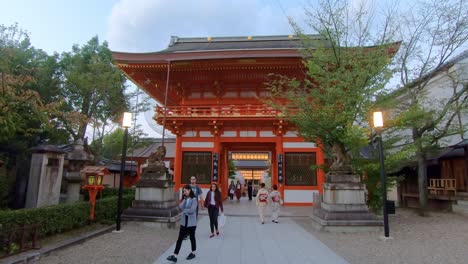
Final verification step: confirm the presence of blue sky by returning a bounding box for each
[0,0,306,54]
[1,0,310,137]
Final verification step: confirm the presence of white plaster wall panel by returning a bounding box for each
[199,131,214,137]
[182,131,197,137]
[283,142,317,148]
[240,131,257,137]
[221,131,237,137]
[284,131,299,137]
[259,131,275,137]
[182,142,214,148]
[284,190,318,203]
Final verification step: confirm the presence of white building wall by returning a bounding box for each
[391,54,468,149]
[284,190,318,203]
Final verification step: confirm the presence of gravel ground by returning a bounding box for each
[294,208,468,264]
[36,222,178,264]
[28,207,468,264]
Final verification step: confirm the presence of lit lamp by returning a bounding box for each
[116,112,132,231]
[373,111,390,238]
[82,173,105,221]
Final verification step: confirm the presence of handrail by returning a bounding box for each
[428,178,456,196]
[155,105,283,118]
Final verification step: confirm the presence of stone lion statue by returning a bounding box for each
[147,145,166,166]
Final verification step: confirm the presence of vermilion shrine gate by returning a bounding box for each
[112,35,326,205]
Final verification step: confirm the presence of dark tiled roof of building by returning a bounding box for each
[127,140,176,158]
[153,35,325,54]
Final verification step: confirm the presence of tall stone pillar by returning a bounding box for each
[311,167,383,232]
[122,146,181,228]
[25,145,66,208]
[64,139,94,203]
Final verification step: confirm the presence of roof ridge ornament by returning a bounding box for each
[169,36,179,47]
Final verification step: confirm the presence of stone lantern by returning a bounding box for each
[81,169,106,221]
[64,139,94,203]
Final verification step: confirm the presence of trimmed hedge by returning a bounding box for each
[81,187,135,201]
[0,195,134,238]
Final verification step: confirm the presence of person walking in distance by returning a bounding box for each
[204,183,224,237]
[269,184,281,223]
[189,176,204,217]
[247,181,253,201]
[235,181,242,202]
[256,183,269,224]
[166,185,198,263]
[228,181,235,200]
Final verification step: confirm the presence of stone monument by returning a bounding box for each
[311,165,383,232]
[25,145,66,208]
[64,139,94,203]
[122,145,181,228]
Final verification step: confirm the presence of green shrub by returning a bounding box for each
[0,195,134,239]
[0,171,15,209]
[81,187,135,201]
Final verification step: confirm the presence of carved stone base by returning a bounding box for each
[311,169,382,232]
[122,167,181,228]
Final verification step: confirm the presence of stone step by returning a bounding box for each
[456,200,468,206]
[457,192,468,197]
[452,204,468,216]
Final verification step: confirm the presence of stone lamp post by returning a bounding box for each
[64,139,94,203]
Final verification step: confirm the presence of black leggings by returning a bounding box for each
[208,205,219,233]
[174,225,196,254]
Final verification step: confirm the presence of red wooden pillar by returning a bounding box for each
[174,136,183,191]
[316,146,326,194]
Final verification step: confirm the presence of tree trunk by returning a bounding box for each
[417,153,429,216]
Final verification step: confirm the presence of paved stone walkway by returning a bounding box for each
[154,215,348,264]
[155,199,348,264]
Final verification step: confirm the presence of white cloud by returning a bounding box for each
[105,0,306,137]
[106,0,305,52]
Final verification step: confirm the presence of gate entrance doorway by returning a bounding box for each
[229,151,270,200]
[218,143,275,201]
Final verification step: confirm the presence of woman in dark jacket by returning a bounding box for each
[167,184,198,263]
[204,183,224,237]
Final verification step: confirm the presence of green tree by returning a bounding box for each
[59,36,129,141]
[0,24,63,150]
[92,124,149,161]
[266,0,399,170]
[386,0,468,214]
[0,23,68,208]
[90,87,151,159]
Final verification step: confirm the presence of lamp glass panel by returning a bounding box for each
[122,112,132,128]
[88,175,95,185]
[97,175,103,185]
[373,111,384,128]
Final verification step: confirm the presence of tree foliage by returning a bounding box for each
[384,0,468,213]
[59,36,129,141]
[91,124,149,161]
[266,0,399,170]
[0,24,64,151]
